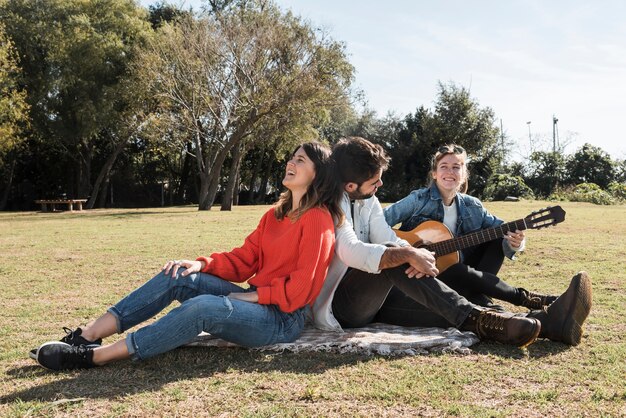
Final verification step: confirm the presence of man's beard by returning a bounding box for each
[348,188,375,200]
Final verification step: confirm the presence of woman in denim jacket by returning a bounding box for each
[381,144,556,318]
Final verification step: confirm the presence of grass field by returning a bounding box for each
[0,201,625,417]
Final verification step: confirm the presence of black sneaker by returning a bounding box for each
[36,341,96,371]
[29,327,102,360]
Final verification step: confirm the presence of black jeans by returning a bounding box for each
[331,265,475,329]
[373,239,523,327]
[437,239,521,306]
[331,239,523,329]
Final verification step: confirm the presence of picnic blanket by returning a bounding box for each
[188,323,479,356]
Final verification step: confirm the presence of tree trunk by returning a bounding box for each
[232,170,240,206]
[96,174,110,208]
[86,137,127,209]
[200,147,230,210]
[247,146,265,203]
[198,171,212,210]
[77,141,93,199]
[196,110,257,210]
[220,142,244,211]
[258,153,275,202]
[0,158,16,211]
[177,141,193,203]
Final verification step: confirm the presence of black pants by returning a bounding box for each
[436,239,522,307]
[332,239,522,329]
[332,265,475,329]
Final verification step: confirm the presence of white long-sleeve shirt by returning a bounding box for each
[310,193,409,331]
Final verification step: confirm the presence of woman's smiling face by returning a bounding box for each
[282,146,316,193]
[432,153,467,193]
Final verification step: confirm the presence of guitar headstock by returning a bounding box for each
[524,205,566,230]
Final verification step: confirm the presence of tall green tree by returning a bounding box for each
[614,159,626,183]
[1,0,151,205]
[565,143,615,189]
[0,21,29,209]
[428,82,502,197]
[134,0,353,210]
[378,82,503,201]
[523,151,566,198]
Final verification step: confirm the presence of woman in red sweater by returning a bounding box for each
[34,142,343,371]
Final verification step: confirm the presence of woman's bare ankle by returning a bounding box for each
[80,326,98,342]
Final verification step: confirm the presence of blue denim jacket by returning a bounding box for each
[383,184,518,259]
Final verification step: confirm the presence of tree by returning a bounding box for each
[524,151,566,198]
[1,0,151,207]
[0,22,29,210]
[614,159,626,183]
[375,82,503,201]
[428,82,503,197]
[565,143,615,189]
[134,0,354,210]
[148,1,193,29]
[483,173,534,201]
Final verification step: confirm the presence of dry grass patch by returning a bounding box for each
[1,202,625,417]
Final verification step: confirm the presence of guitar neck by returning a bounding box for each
[428,218,527,256]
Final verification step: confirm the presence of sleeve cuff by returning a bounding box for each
[196,256,212,273]
[363,245,387,274]
[502,239,525,260]
[256,286,271,305]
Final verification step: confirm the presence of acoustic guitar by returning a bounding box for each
[393,205,566,273]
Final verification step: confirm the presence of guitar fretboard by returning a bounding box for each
[427,219,527,256]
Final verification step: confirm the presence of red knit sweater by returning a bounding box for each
[196,207,335,313]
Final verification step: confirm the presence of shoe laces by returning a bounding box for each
[61,327,80,345]
[523,291,556,310]
[61,345,93,369]
[60,327,78,344]
[528,292,548,304]
[479,311,506,332]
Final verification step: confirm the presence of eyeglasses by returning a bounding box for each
[437,145,465,154]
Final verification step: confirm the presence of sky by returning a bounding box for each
[138,0,626,161]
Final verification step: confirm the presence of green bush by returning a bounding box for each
[568,183,615,205]
[547,188,568,202]
[607,182,626,201]
[483,173,534,201]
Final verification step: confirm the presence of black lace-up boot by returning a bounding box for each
[519,289,558,310]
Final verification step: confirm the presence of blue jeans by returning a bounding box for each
[107,270,306,361]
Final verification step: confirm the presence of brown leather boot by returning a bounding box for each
[519,289,558,310]
[462,308,541,348]
[526,271,592,346]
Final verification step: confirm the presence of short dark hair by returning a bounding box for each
[332,137,390,185]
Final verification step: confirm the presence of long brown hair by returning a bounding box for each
[430,144,469,194]
[274,142,344,226]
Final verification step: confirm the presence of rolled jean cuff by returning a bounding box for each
[106,307,124,334]
[125,333,142,361]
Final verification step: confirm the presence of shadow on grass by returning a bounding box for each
[1,347,371,403]
[2,339,575,403]
[470,338,573,358]
[4,207,202,222]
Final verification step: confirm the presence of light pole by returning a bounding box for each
[552,115,559,153]
[526,121,532,149]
